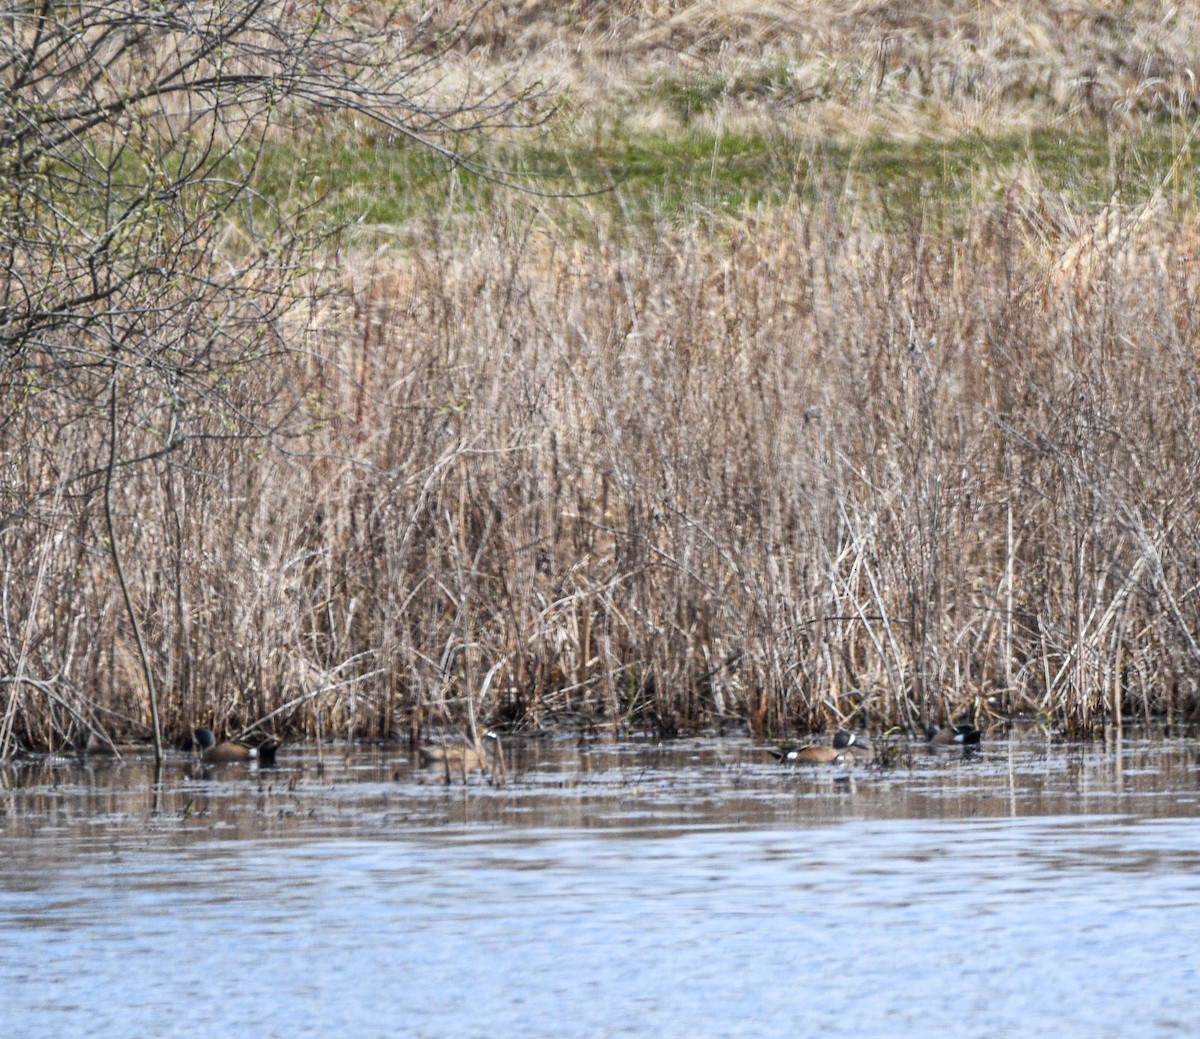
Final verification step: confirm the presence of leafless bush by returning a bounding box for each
[0,0,540,756]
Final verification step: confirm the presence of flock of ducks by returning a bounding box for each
[766,722,982,767]
[188,726,507,778]
[85,721,981,776]
[407,722,982,777]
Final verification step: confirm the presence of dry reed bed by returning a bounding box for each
[442,0,1200,136]
[4,185,1200,750]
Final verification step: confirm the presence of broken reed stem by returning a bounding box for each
[104,368,163,764]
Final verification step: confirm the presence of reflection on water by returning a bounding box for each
[2,735,1199,1038]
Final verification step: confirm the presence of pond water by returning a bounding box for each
[2,731,1200,1038]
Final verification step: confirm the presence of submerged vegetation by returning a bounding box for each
[4,0,1200,755]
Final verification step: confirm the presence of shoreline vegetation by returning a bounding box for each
[4,1,1200,755]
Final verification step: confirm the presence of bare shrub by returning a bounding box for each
[0,0,541,756]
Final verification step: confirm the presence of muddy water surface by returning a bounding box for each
[2,732,1200,1038]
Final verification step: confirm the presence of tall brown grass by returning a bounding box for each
[440,0,1200,138]
[5,179,1200,750]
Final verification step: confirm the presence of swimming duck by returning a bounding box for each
[832,730,874,757]
[192,727,279,765]
[767,729,877,765]
[418,731,504,776]
[772,739,840,763]
[925,722,981,747]
[767,740,845,765]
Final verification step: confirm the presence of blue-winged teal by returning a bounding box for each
[786,744,844,765]
[767,741,843,766]
[768,730,874,765]
[418,731,504,775]
[193,727,279,765]
[832,730,873,757]
[925,722,981,747]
